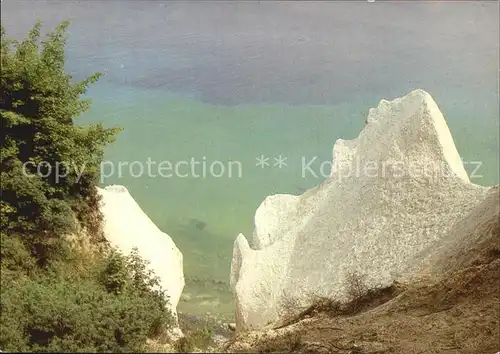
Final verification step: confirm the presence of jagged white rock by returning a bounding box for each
[97,185,185,325]
[230,89,490,331]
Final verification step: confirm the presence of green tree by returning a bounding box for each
[1,21,120,265]
[0,22,173,352]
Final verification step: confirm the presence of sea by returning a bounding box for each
[2,0,499,320]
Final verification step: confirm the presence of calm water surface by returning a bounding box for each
[3,0,498,319]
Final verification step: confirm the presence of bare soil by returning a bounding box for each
[225,187,500,354]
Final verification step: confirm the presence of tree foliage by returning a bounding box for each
[0,22,173,352]
[1,243,173,352]
[1,21,120,263]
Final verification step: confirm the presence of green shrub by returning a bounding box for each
[0,21,120,264]
[174,327,213,352]
[99,247,174,337]
[0,22,173,352]
[0,232,36,274]
[0,248,173,352]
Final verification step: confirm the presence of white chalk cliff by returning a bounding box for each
[97,185,185,323]
[230,89,490,331]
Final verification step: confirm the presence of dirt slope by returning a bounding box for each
[226,187,500,354]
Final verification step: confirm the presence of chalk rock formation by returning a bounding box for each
[97,185,185,322]
[230,89,490,331]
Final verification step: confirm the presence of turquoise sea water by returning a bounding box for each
[3,1,499,319]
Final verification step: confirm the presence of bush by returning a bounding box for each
[174,327,213,353]
[99,247,174,337]
[0,248,173,353]
[276,271,401,329]
[0,21,173,353]
[0,21,120,264]
[344,270,369,312]
[0,232,36,274]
